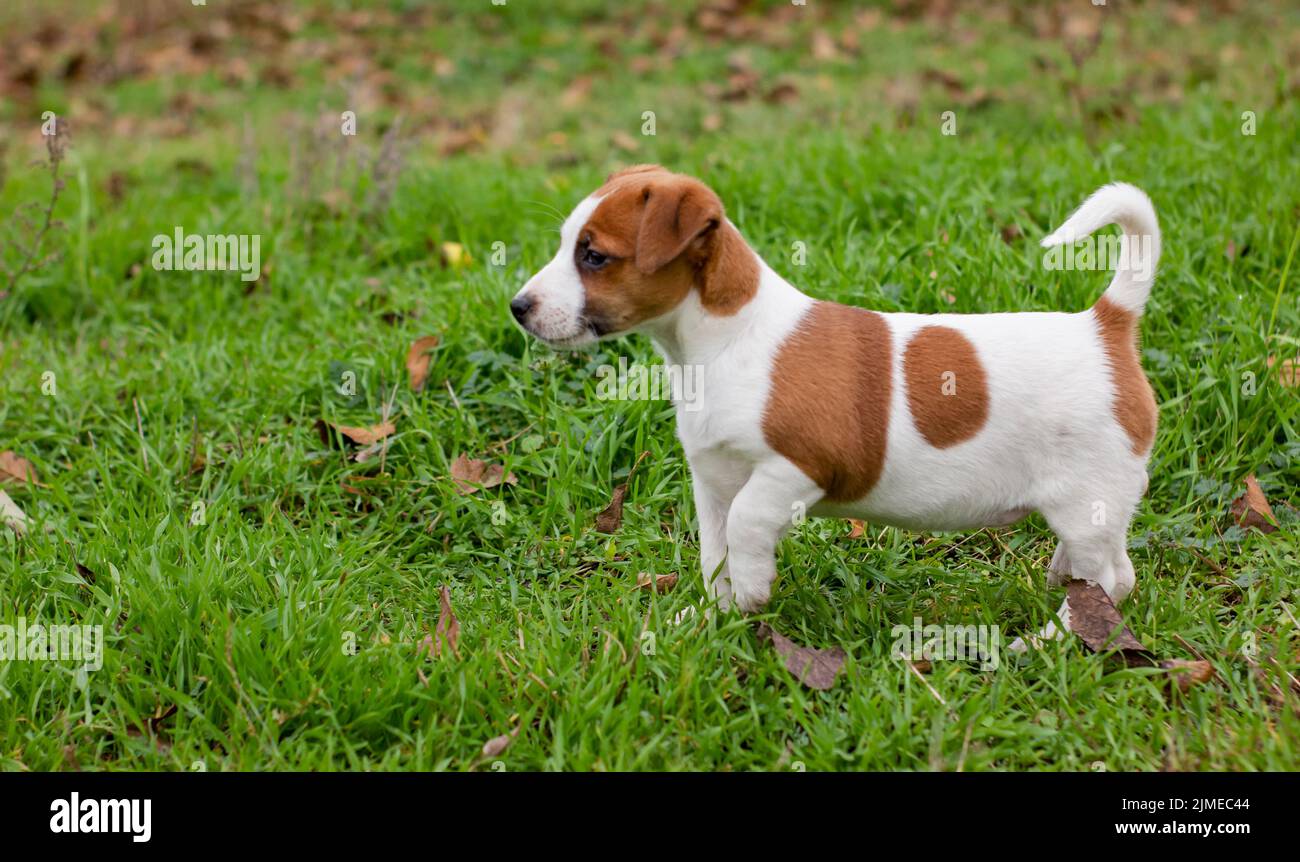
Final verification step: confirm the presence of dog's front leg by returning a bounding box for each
[725,460,823,613]
[686,449,752,611]
[693,480,733,609]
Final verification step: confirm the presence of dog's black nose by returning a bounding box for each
[510,295,534,322]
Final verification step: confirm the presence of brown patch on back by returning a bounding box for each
[902,326,990,448]
[577,170,758,331]
[1093,296,1157,454]
[763,302,892,502]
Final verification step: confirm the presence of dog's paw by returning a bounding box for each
[710,573,734,606]
[1045,545,1072,586]
[729,580,771,614]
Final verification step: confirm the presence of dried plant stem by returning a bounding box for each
[1,125,69,295]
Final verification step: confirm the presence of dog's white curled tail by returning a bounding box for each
[1042,182,1161,315]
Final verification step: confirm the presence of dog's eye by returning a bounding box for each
[580,247,608,269]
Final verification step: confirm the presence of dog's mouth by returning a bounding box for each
[535,315,614,349]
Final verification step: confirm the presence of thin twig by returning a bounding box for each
[906,659,947,707]
[1162,539,1226,577]
[1173,634,1208,663]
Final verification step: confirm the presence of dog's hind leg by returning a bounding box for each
[1010,471,1144,651]
[1044,541,1072,586]
[1038,473,1142,602]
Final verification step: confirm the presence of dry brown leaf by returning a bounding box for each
[1159,658,1216,692]
[595,485,628,533]
[439,127,485,157]
[883,76,921,112]
[481,726,519,758]
[316,419,396,448]
[810,30,839,62]
[845,518,865,539]
[1066,580,1149,656]
[1168,3,1198,26]
[418,584,461,660]
[560,74,593,108]
[0,451,42,486]
[594,451,650,533]
[0,489,28,535]
[764,80,799,104]
[1268,355,1299,389]
[435,584,460,657]
[721,69,759,101]
[449,453,516,495]
[405,335,440,392]
[339,423,394,446]
[611,130,640,153]
[636,572,678,593]
[1230,475,1278,534]
[757,623,846,690]
[187,438,207,476]
[317,188,347,213]
[923,66,967,94]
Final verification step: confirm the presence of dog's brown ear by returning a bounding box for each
[634,176,722,275]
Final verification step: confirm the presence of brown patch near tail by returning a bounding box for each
[763,302,892,502]
[1093,296,1157,454]
[578,169,758,329]
[902,326,990,448]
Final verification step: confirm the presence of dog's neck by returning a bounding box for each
[640,226,809,368]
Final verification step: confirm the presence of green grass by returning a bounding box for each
[1,0,1298,771]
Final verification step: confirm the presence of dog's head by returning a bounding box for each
[510,165,757,348]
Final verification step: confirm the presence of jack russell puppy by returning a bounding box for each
[511,165,1159,642]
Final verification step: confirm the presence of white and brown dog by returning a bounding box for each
[512,165,1159,641]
